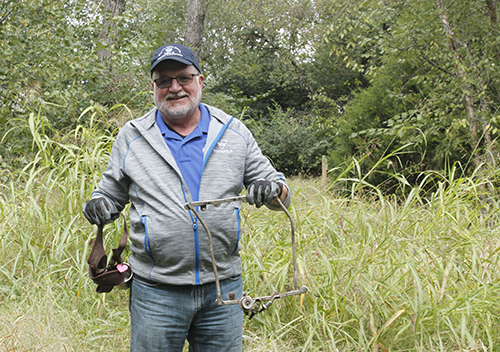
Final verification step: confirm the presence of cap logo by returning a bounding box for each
[151,44,201,74]
[156,46,183,63]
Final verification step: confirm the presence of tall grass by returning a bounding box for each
[0,106,131,351]
[1,108,500,351]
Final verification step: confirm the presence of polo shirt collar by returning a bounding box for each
[156,104,209,140]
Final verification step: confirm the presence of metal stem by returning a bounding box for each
[184,203,223,304]
[185,193,302,309]
[276,196,298,290]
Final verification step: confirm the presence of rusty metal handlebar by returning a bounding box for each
[184,195,308,318]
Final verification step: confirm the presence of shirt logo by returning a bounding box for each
[218,139,227,149]
[214,139,233,153]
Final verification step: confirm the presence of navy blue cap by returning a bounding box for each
[150,44,201,75]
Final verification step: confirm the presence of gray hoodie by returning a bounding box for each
[93,104,290,285]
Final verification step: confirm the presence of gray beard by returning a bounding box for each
[155,89,202,121]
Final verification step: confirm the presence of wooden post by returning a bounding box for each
[321,155,327,191]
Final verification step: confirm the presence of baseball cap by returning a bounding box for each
[150,44,201,75]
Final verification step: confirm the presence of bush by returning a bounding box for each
[245,105,332,176]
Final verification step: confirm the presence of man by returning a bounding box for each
[82,43,290,352]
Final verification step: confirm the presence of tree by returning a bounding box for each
[326,0,500,187]
[184,0,205,59]
[0,0,102,163]
[192,0,366,175]
[0,0,151,166]
[202,0,350,118]
[98,0,127,65]
[433,0,496,168]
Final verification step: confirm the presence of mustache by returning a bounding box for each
[165,93,189,100]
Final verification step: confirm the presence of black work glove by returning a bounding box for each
[82,197,120,226]
[246,179,282,208]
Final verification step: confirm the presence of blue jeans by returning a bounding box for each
[129,275,243,352]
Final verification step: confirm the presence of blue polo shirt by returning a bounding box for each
[156,104,210,202]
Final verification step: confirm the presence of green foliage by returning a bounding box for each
[2,0,500,349]
[0,0,156,167]
[0,106,130,349]
[203,0,355,120]
[328,60,435,188]
[1,0,103,122]
[324,0,500,187]
[3,0,500,186]
[2,117,500,350]
[245,105,333,176]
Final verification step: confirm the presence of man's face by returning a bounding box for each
[151,61,204,122]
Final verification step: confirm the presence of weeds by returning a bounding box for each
[1,108,500,351]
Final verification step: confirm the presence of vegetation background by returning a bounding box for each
[1,0,500,350]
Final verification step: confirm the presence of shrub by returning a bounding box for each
[245,105,332,176]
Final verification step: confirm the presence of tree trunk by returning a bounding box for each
[435,0,495,218]
[485,0,500,102]
[465,40,494,165]
[485,0,498,28]
[98,0,126,65]
[435,0,483,169]
[184,0,205,61]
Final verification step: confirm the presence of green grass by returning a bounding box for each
[1,110,500,351]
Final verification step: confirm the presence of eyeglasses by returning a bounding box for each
[153,74,200,89]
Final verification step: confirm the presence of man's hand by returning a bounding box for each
[82,197,120,226]
[246,179,282,208]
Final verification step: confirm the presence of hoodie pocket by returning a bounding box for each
[231,207,241,256]
[141,215,155,262]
